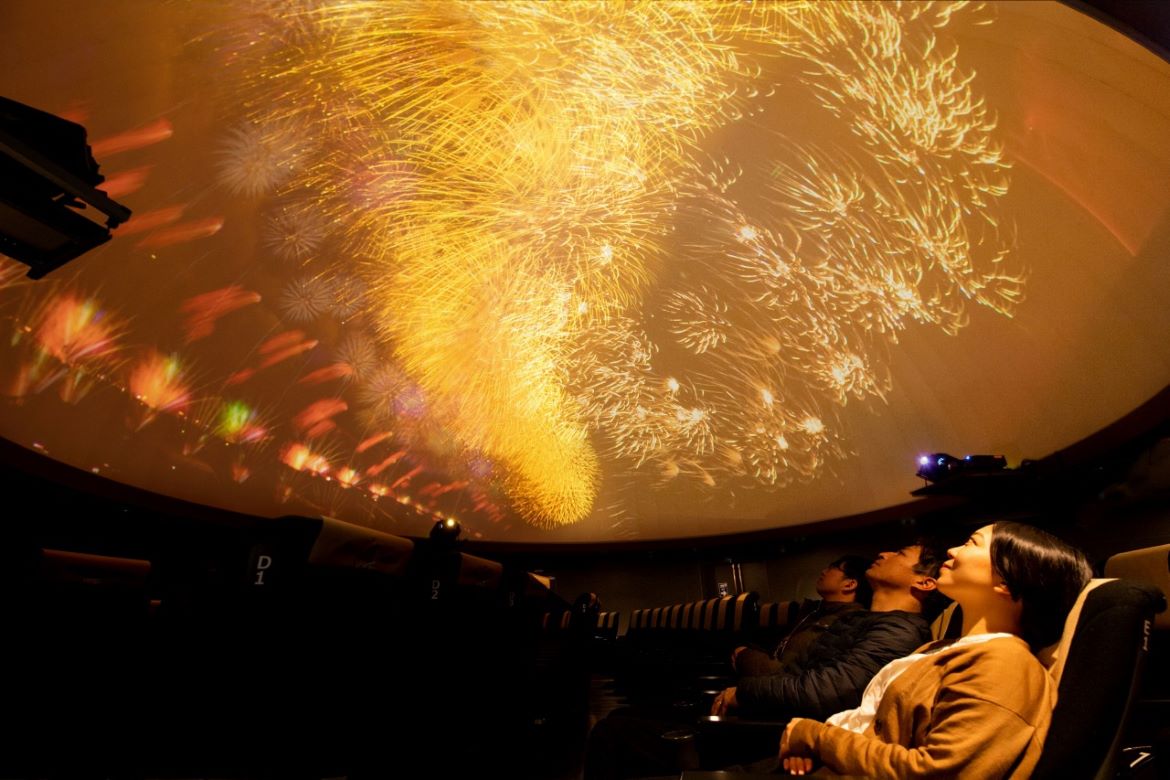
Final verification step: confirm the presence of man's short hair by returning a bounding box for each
[830,554,874,607]
[910,538,951,622]
[911,540,947,579]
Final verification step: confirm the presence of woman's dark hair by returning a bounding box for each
[831,555,873,607]
[990,522,1094,649]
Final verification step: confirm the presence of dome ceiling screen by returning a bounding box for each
[2,1,1170,541]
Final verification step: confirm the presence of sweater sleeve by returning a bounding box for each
[736,615,923,719]
[786,652,1050,779]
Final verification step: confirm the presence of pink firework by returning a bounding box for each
[280,442,331,475]
[90,118,173,158]
[114,205,186,237]
[136,217,224,250]
[293,397,348,436]
[128,350,192,416]
[35,292,123,366]
[180,285,262,343]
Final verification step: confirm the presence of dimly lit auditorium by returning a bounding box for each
[3,1,1170,778]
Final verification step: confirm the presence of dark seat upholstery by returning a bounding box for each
[595,609,621,639]
[1033,578,1166,780]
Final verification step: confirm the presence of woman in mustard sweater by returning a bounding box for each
[780,522,1092,778]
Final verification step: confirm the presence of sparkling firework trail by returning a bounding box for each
[329,275,366,321]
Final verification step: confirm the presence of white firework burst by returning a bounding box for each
[356,364,408,417]
[336,329,381,380]
[262,203,328,262]
[215,121,308,198]
[279,275,333,322]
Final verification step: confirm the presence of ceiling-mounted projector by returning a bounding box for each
[0,96,131,279]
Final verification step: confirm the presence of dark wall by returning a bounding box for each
[551,558,704,635]
[6,383,1170,640]
[1069,0,1170,63]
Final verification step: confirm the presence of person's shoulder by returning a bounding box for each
[933,636,1043,676]
[943,636,1050,687]
[827,601,865,615]
[830,609,925,637]
[828,608,872,628]
[961,635,1034,660]
[867,609,930,630]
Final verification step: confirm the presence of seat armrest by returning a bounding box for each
[692,715,789,770]
[697,714,789,730]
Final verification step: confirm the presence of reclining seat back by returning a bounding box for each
[754,600,799,649]
[1032,578,1166,780]
[929,601,963,642]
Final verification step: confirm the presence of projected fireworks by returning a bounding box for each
[7,0,1166,540]
[0,0,1019,531]
[198,1,1018,526]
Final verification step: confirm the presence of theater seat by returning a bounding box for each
[688,579,1163,776]
[1104,544,1170,629]
[1032,578,1166,780]
[596,610,621,640]
[929,600,962,641]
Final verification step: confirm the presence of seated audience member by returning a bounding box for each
[733,555,871,678]
[779,522,1092,779]
[711,542,944,720]
[584,542,944,779]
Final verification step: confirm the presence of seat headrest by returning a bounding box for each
[308,515,414,576]
[1036,578,1114,686]
[1105,544,1170,629]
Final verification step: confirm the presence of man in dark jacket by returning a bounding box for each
[732,555,872,678]
[584,543,945,779]
[710,543,941,719]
